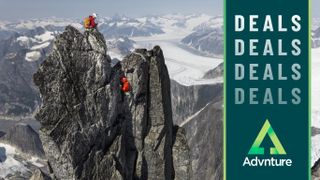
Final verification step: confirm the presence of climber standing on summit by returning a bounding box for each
[84,13,98,31]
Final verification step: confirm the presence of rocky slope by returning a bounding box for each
[181,16,224,58]
[170,77,223,179]
[0,123,45,158]
[0,27,53,118]
[314,160,320,180]
[203,63,223,79]
[29,169,51,180]
[312,127,320,136]
[171,80,223,125]
[0,124,47,180]
[182,101,223,180]
[169,60,223,179]
[0,131,5,138]
[181,29,223,57]
[106,37,135,58]
[313,27,320,48]
[33,26,191,180]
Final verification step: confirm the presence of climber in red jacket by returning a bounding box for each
[120,76,131,101]
[84,13,98,30]
[120,76,131,93]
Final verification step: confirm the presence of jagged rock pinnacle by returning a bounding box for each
[33,26,191,180]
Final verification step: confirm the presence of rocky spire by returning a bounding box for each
[33,26,191,180]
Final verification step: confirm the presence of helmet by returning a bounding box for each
[92,13,97,18]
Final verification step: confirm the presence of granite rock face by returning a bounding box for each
[33,26,191,180]
[172,126,192,180]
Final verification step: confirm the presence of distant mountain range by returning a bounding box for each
[181,16,224,57]
[0,14,219,118]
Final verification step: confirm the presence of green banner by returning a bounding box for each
[224,0,310,179]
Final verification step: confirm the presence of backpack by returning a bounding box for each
[84,17,91,29]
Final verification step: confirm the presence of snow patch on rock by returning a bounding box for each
[25,51,41,61]
[30,42,50,50]
[35,31,54,42]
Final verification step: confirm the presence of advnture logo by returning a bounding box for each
[248,120,286,155]
[243,119,292,167]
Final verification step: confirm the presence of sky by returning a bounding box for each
[0,0,221,21]
[313,1,320,18]
[0,0,318,21]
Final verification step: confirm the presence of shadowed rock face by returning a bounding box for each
[312,127,320,136]
[313,27,320,48]
[0,146,6,162]
[1,123,45,158]
[33,26,191,180]
[30,169,51,180]
[313,159,320,180]
[0,33,47,117]
[171,80,223,126]
[0,131,5,138]
[183,101,223,180]
[170,69,223,180]
[203,63,223,79]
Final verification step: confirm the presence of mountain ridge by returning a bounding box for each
[33,26,191,179]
